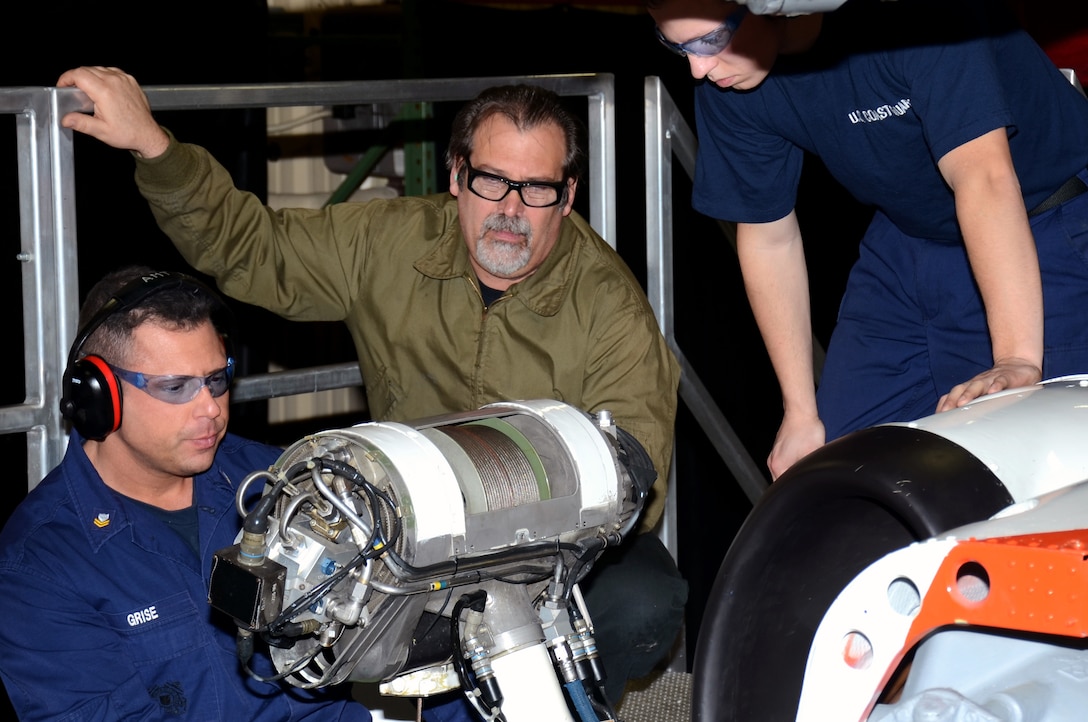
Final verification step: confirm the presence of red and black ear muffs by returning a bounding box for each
[59,271,231,441]
[60,354,125,442]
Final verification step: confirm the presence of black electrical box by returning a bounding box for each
[208,545,287,629]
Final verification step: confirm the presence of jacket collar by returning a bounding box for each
[413,198,577,317]
[63,430,235,554]
[63,432,132,552]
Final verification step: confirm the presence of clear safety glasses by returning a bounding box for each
[110,358,235,404]
[655,6,748,57]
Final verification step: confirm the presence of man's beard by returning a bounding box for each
[476,213,533,277]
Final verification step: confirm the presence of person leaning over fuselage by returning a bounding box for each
[649,0,1088,478]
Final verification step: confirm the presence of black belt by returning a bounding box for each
[1029,174,1088,217]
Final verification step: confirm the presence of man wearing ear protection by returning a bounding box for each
[55,68,686,720]
[0,265,371,721]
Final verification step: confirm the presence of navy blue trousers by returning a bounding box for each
[817,173,1088,440]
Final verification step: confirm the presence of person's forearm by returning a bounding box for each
[959,188,1042,368]
[940,129,1044,369]
[737,215,818,420]
[583,309,680,531]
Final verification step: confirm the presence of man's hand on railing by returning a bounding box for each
[56,66,170,159]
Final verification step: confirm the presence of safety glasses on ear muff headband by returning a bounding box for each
[655,6,748,58]
[108,357,235,405]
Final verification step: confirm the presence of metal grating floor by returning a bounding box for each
[615,670,693,722]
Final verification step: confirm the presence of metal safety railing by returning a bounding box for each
[643,76,769,507]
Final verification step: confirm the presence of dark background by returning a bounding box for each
[2,0,1084,703]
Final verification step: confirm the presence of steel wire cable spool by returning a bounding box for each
[440,421,543,510]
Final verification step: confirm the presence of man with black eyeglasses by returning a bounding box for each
[0,265,371,720]
[56,68,686,720]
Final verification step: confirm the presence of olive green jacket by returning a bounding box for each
[133,136,680,530]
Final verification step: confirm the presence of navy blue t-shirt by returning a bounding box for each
[693,0,1088,240]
